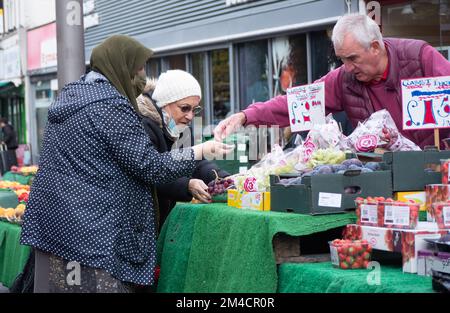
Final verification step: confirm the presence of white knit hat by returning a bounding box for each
[152,70,202,108]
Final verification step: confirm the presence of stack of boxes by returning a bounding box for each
[344,151,450,274]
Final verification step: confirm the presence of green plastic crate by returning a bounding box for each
[270,169,393,215]
[383,150,450,192]
[0,189,19,209]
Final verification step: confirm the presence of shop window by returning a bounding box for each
[310,29,342,81]
[237,40,270,109]
[147,58,161,78]
[376,0,450,53]
[271,34,307,97]
[34,81,55,153]
[191,52,208,127]
[167,54,186,70]
[211,49,230,125]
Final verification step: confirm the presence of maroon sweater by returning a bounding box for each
[244,38,450,149]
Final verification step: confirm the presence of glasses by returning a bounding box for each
[178,104,203,115]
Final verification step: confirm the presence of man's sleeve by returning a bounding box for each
[421,45,450,77]
[243,95,291,127]
[314,67,344,114]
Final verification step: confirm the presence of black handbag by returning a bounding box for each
[10,249,35,293]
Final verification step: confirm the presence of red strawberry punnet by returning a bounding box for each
[381,200,419,229]
[425,184,450,218]
[442,159,450,184]
[330,239,372,270]
[431,201,450,229]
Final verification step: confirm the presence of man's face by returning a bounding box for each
[334,34,383,82]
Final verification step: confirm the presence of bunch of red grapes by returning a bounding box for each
[207,178,235,196]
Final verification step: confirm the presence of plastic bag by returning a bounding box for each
[346,109,421,152]
[232,144,305,192]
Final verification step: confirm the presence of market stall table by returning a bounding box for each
[0,221,31,288]
[157,202,356,293]
[278,262,434,293]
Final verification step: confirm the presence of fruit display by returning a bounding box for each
[305,148,346,169]
[442,159,450,184]
[329,239,372,269]
[425,184,450,219]
[0,203,26,223]
[431,202,450,229]
[10,165,38,176]
[207,170,235,202]
[0,181,30,191]
[207,178,235,196]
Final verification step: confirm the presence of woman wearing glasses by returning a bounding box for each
[137,70,230,232]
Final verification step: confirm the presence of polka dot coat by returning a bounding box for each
[20,71,196,285]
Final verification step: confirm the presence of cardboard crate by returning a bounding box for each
[383,150,450,192]
[270,170,393,215]
[395,191,426,212]
[227,189,270,211]
[344,224,447,273]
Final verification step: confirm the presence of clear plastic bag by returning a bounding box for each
[346,109,421,152]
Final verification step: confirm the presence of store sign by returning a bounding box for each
[27,22,57,71]
[225,0,253,7]
[286,82,326,132]
[83,0,95,14]
[84,13,99,29]
[3,45,20,79]
[401,76,450,130]
[40,38,57,68]
[0,8,4,34]
[0,34,21,80]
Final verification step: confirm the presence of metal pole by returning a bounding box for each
[55,0,85,91]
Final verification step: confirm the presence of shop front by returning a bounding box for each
[0,33,26,148]
[26,22,58,163]
[84,0,358,171]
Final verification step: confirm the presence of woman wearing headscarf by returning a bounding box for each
[19,35,233,293]
[136,70,230,231]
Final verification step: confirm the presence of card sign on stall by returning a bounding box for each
[287,82,326,132]
[401,76,450,148]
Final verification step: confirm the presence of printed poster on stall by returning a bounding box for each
[286,82,326,132]
[401,76,450,130]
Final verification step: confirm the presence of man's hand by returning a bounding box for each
[188,179,211,203]
[213,112,246,141]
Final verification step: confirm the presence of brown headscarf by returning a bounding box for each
[90,35,153,112]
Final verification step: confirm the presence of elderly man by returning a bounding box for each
[214,13,450,149]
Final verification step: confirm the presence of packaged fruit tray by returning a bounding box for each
[355,197,419,229]
[329,239,372,269]
[431,202,450,229]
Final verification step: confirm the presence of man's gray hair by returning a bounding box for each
[332,13,384,50]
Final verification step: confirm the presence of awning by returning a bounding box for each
[0,78,22,89]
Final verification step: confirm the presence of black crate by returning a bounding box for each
[383,150,450,192]
[270,169,393,215]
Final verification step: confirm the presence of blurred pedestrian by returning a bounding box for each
[0,117,18,174]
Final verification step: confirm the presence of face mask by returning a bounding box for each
[133,73,147,96]
[162,110,188,139]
